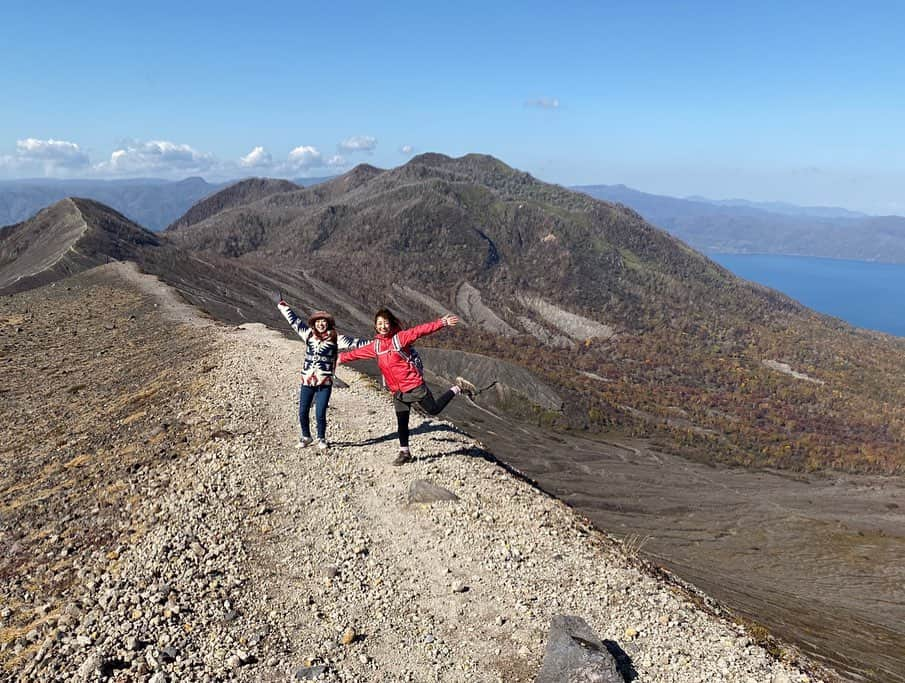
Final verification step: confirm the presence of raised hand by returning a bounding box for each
[442,314,460,327]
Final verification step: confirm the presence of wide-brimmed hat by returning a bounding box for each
[308,310,335,328]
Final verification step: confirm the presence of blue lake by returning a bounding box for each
[709,253,905,338]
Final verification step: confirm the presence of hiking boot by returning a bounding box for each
[455,376,477,397]
[297,436,313,448]
[392,448,413,466]
[317,439,329,451]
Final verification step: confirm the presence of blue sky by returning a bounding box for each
[2,1,903,214]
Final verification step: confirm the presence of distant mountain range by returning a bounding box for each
[3,153,905,475]
[0,176,332,231]
[573,184,905,263]
[0,177,223,231]
[6,176,905,263]
[684,195,867,219]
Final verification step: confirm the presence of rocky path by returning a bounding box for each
[1,264,827,682]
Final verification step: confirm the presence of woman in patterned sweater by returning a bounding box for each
[278,296,368,450]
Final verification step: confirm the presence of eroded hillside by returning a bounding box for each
[162,154,905,473]
[4,155,905,473]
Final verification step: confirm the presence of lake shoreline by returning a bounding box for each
[709,252,905,338]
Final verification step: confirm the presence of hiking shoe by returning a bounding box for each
[317,439,329,451]
[392,448,413,466]
[297,436,313,448]
[455,376,477,397]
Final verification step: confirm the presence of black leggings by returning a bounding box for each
[393,383,456,447]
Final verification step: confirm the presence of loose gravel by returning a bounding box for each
[1,266,829,682]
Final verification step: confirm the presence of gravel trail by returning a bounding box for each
[1,265,828,682]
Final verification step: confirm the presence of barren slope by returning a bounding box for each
[0,264,826,682]
[166,178,300,232]
[0,199,159,294]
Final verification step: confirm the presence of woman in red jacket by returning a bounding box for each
[339,308,476,465]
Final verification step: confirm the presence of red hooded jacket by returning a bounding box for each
[339,319,446,393]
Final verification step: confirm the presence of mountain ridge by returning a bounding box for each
[0,177,226,231]
[0,197,160,293]
[167,154,802,334]
[684,194,868,219]
[575,183,905,262]
[166,177,300,231]
[3,153,905,475]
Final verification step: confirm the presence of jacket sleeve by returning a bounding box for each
[395,319,446,348]
[278,302,311,341]
[337,333,371,351]
[339,340,377,364]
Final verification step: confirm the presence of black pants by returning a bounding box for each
[393,383,455,447]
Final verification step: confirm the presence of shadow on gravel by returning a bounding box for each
[604,640,639,681]
[333,422,463,447]
[419,444,549,490]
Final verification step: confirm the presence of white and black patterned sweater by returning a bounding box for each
[278,303,369,386]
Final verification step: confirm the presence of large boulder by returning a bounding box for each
[535,615,624,683]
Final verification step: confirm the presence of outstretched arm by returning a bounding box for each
[337,332,371,350]
[394,314,459,347]
[277,296,311,340]
[339,340,377,364]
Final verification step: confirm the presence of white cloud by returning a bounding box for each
[285,145,324,172]
[13,138,90,171]
[338,135,377,153]
[0,136,361,181]
[239,146,272,168]
[399,144,414,155]
[526,97,560,109]
[96,140,215,175]
[238,146,351,176]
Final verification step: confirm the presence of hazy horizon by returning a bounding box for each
[5,170,902,219]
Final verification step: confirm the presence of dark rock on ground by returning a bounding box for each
[535,615,624,683]
[295,664,329,679]
[408,479,460,504]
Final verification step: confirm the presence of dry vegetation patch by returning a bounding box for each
[0,268,216,669]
